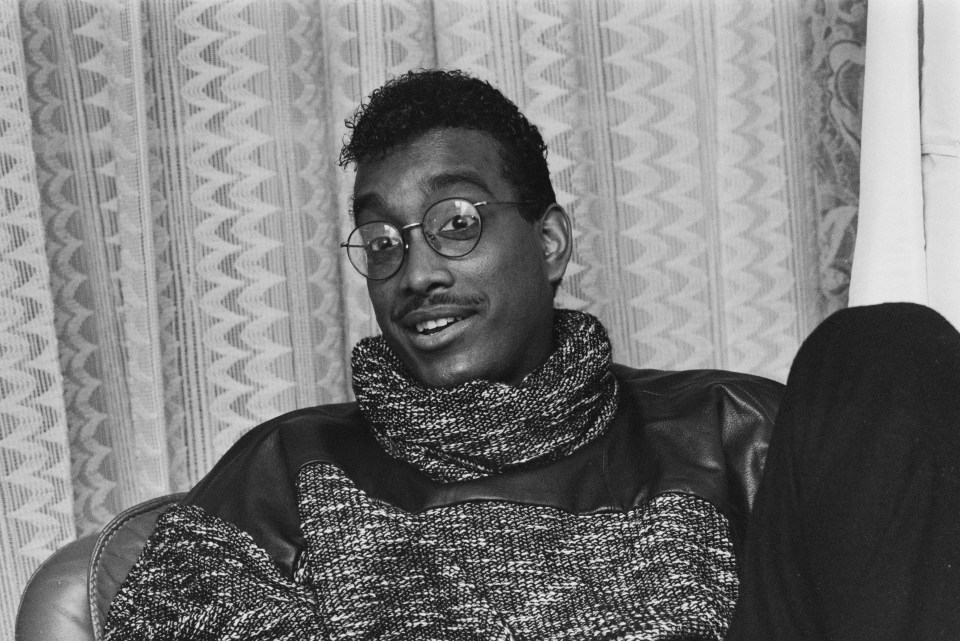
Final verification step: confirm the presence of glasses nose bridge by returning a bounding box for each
[398,220,441,258]
[398,221,423,248]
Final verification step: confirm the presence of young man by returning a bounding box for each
[103,70,783,639]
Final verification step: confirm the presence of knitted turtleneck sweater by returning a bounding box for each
[104,312,738,640]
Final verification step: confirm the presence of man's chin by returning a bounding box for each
[402,351,535,389]
[388,332,543,388]
[406,360,479,389]
[397,349,499,389]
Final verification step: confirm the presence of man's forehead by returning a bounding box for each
[351,130,512,212]
[354,168,494,197]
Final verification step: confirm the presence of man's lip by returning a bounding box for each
[402,312,473,351]
[396,306,476,329]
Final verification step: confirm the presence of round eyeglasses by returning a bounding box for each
[340,198,540,280]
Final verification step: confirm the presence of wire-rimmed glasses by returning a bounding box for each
[340,198,539,280]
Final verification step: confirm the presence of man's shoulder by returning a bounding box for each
[236,400,361,446]
[609,363,782,537]
[611,361,783,396]
[246,400,363,436]
[186,400,369,498]
[180,400,369,577]
[192,402,365,479]
[611,362,783,425]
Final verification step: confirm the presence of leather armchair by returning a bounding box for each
[15,493,183,641]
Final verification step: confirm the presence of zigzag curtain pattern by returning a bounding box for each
[0,0,864,632]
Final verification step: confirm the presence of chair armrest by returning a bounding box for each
[90,493,183,637]
[15,493,183,641]
[15,534,98,641]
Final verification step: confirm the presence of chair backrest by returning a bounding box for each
[15,493,182,641]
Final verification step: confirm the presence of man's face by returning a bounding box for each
[352,128,562,388]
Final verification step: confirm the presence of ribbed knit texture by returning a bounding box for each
[352,309,620,481]
[300,465,738,640]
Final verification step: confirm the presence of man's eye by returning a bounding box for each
[438,214,480,237]
[366,236,401,253]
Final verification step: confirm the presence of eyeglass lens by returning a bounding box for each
[345,198,483,279]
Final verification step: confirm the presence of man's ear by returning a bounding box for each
[537,204,572,288]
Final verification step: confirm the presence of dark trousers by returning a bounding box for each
[727,303,960,640]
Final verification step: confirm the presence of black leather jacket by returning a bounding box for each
[184,364,782,579]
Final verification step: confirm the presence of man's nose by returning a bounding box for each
[398,227,454,293]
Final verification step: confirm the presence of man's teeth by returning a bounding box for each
[415,317,461,334]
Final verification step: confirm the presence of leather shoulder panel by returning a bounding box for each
[610,363,782,543]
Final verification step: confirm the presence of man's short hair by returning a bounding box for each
[339,69,557,220]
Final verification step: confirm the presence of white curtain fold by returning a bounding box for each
[850,0,960,329]
[0,0,848,633]
[920,0,960,328]
[849,0,925,305]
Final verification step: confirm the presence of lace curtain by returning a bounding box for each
[0,0,864,630]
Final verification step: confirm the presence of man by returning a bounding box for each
[104,69,781,639]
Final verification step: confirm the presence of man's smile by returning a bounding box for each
[393,303,479,352]
[415,316,464,335]
[401,312,474,352]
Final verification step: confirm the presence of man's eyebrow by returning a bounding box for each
[425,170,494,195]
[350,193,383,221]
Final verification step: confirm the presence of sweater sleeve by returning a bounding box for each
[103,504,328,640]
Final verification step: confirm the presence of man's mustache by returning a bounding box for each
[393,292,484,320]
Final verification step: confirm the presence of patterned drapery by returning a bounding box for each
[1,0,865,632]
[808,0,865,314]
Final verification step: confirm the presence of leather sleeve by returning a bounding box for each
[611,364,782,548]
